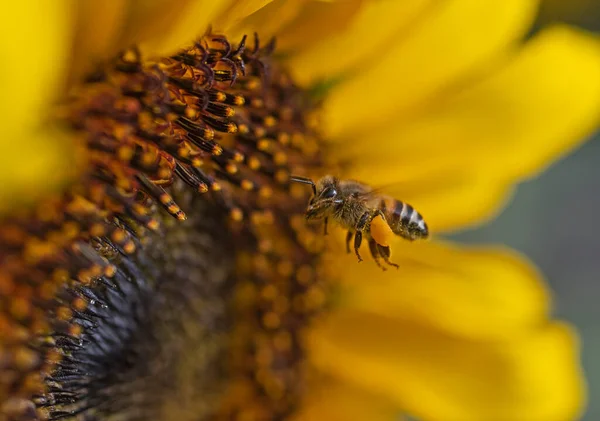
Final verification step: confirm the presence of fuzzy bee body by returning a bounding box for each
[291,175,429,270]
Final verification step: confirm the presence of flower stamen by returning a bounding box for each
[1,31,328,421]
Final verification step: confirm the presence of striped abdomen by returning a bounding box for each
[381,197,429,241]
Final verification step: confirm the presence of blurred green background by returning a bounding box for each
[451,3,600,419]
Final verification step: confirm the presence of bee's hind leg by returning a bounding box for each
[368,239,386,271]
[345,230,353,254]
[377,244,399,269]
[354,231,364,262]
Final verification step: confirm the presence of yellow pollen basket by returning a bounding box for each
[370,214,393,247]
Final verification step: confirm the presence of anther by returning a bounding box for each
[230,208,244,222]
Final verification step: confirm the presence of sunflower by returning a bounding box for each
[1,1,599,421]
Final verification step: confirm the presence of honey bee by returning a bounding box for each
[290,175,429,270]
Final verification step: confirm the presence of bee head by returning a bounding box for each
[306,176,339,220]
[289,175,340,220]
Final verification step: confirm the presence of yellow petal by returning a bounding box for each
[330,240,550,339]
[213,0,277,32]
[67,0,129,83]
[309,313,585,421]
[293,375,400,421]
[118,0,232,57]
[230,0,307,42]
[336,26,600,232]
[0,2,79,214]
[0,1,73,136]
[288,0,434,85]
[274,0,363,52]
[323,0,539,138]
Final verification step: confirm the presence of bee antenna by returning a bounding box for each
[289,175,316,195]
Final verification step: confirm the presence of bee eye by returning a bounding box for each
[321,187,337,198]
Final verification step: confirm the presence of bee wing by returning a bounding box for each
[353,184,394,201]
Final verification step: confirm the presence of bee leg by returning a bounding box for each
[368,238,386,271]
[377,244,399,269]
[354,231,364,262]
[324,217,329,236]
[353,212,370,262]
[345,231,353,254]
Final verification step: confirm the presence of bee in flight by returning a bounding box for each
[290,175,429,270]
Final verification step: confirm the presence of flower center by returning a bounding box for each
[0,33,328,421]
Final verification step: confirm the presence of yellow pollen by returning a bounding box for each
[276,260,294,277]
[259,187,273,199]
[52,268,69,283]
[254,127,266,138]
[261,285,278,300]
[72,297,87,312]
[238,123,250,134]
[185,108,199,120]
[147,219,160,231]
[248,156,261,170]
[262,312,280,329]
[104,264,117,277]
[226,163,238,174]
[275,170,288,184]
[241,180,254,191]
[257,139,271,151]
[212,145,223,156]
[230,208,244,222]
[10,297,30,320]
[204,128,215,140]
[56,306,73,321]
[111,229,126,243]
[370,214,393,247]
[274,152,287,165]
[167,203,180,213]
[117,146,134,161]
[277,132,290,145]
[123,241,136,254]
[246,78,261,90]
[263,116,277,127]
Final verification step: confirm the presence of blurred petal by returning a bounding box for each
[68,0,129,82]
[288,0,434,85]
[0,129,80,216]
[231,0,307,42]
[310,313,585,421]
[118,0,232,57]
[293,376,400,421]
[274,0,363,52]
[331,240,550,339]
[337,26,600,231]
[213,0,277,32]
[0,1,73,136]
[0,2,79,214]
[323,0,539,138]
